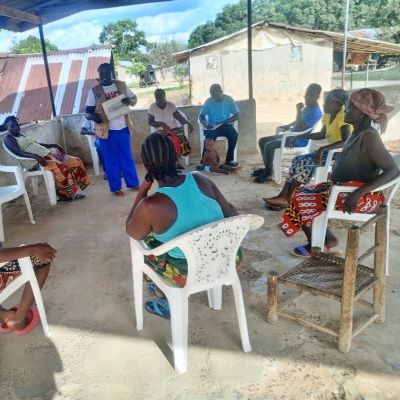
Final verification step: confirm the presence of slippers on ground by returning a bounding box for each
[148,283,166,299]
[112,190,125,197]
[145,299,170,320]
[0,306,18,334]
[15,306,40,335]
[290,245,342,258]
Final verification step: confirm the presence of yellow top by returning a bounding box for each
[15,135,50,170]
[322,107,353,144]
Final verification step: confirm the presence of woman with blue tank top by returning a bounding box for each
[126,133,242,317]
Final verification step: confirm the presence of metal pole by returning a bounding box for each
[38,24,56,118]
[341,0,350,89]
[247,0,253,100]
[365,62,370,87]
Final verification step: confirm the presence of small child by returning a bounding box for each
[197,138,240,174]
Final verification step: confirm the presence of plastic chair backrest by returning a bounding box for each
[173,214,263,291]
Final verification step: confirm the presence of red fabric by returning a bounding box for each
[164,126,181,156]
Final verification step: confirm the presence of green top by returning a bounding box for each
[14,135,49,170]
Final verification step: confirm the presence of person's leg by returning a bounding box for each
[117,127,140,189]
[254,137,282,182]
[95,137,106,174]
[6,264,51,330]
[99,132,122,193]
[214,124,238,164]
[258,135,278,167]
[302,226,338,250]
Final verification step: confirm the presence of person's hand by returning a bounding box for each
[35,156,47,166]
[342,188,364,214]
[28,243,57,263]
[296,102,304,111]
[92,113,103,124]
[121,97,131,106]
[313,148,324,165]
[187,122,194,134]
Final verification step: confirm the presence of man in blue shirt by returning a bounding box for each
[199,84,239,167]
[253,83,323,183]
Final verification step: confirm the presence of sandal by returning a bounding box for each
[0,306,18,334]
[148,283,165,299]
[58,194,85,202]
[145,299,170,320]
[290,244,311,258]
[15,306,40,335]
[112,190,125,197]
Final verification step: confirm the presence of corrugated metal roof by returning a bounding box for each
[0,45,111,123]
[0,1,174,32]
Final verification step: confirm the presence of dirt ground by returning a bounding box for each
[0,155,400,400]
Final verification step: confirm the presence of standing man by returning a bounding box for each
[85,63,139,196]
[199,84,239,167]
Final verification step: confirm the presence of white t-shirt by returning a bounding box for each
[86,83,135,131]
[148,101,179,130]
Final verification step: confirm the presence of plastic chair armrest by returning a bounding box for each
[0,165,21,174]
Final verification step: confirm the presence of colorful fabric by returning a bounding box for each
[0,257,48,291]
[144,236,243,287]
[322,107,353,144]
[287,151,341,184]
[350,89,393,133]
[158,127,191,157]
[44,154,90,199]
[279,181,384,236]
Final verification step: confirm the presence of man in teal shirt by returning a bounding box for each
[199,84,239,167]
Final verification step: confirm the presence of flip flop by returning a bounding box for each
[145,299,170,320]
[14,306,40,335]
[0,306,18,334]
[148,283,166,299]
[112,190,125,197]
[290,245,311,258]
[264,204,286,211]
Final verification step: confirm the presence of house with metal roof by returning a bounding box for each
[0,45,111,123]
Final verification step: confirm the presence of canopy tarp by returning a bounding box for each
[0,1,172,32]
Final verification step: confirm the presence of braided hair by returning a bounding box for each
[141,133,178,182]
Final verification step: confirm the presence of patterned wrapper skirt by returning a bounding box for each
[279,181,384,236]
[144,236,243,287]
[158,127,191,157]
[0,257,48,291]
[44,154,90,199]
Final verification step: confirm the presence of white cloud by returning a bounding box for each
[146,31,191,44]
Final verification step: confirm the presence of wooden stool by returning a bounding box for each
[267,206,387,353]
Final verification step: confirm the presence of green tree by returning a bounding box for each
[147,40,187,78]
[10,35,58,54]
[172,64,187,88]
[128,61,147,76]
[99,19,147,61]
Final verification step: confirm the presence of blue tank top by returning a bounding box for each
[153,173,224,259]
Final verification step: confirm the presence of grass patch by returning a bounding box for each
[349,64,400,81]
[135,84,190,103]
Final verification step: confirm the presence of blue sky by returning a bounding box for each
[0,0,238,52]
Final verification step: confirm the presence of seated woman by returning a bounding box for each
[265,88,352,210]
[0,242,56,334]
[4,116,90,201]
[279,88,399,257]
[126,133,241,318]
[148,88,193,169]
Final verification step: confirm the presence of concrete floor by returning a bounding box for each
[1,161,400,400]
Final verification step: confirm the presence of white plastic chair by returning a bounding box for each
[198,117,238,163]
[0,252,50,337]
[150,110,190,166]
[311,175,400,276]
[314,148,343,183]
[85,135,100,176]
[3,143,57,206]
[272,123,319,184]
[130,214,264,374]
[0,165,35,242]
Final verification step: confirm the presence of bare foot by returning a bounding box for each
[0,307,27,331]
[263,197,288,207]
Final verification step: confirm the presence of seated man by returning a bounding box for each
[253,83,323,183]
[81,117,106,179]
[199,84,239,167]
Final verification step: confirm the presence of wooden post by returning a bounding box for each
[267,271,279,324]
[338,227,359,353]
[373,206,387,323]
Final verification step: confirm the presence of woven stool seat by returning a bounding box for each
[280,253,377,301]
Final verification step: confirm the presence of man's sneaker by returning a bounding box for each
[251,168,266,177]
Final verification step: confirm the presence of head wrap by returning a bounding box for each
[327,88,348,106]
[350,88,393,133]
